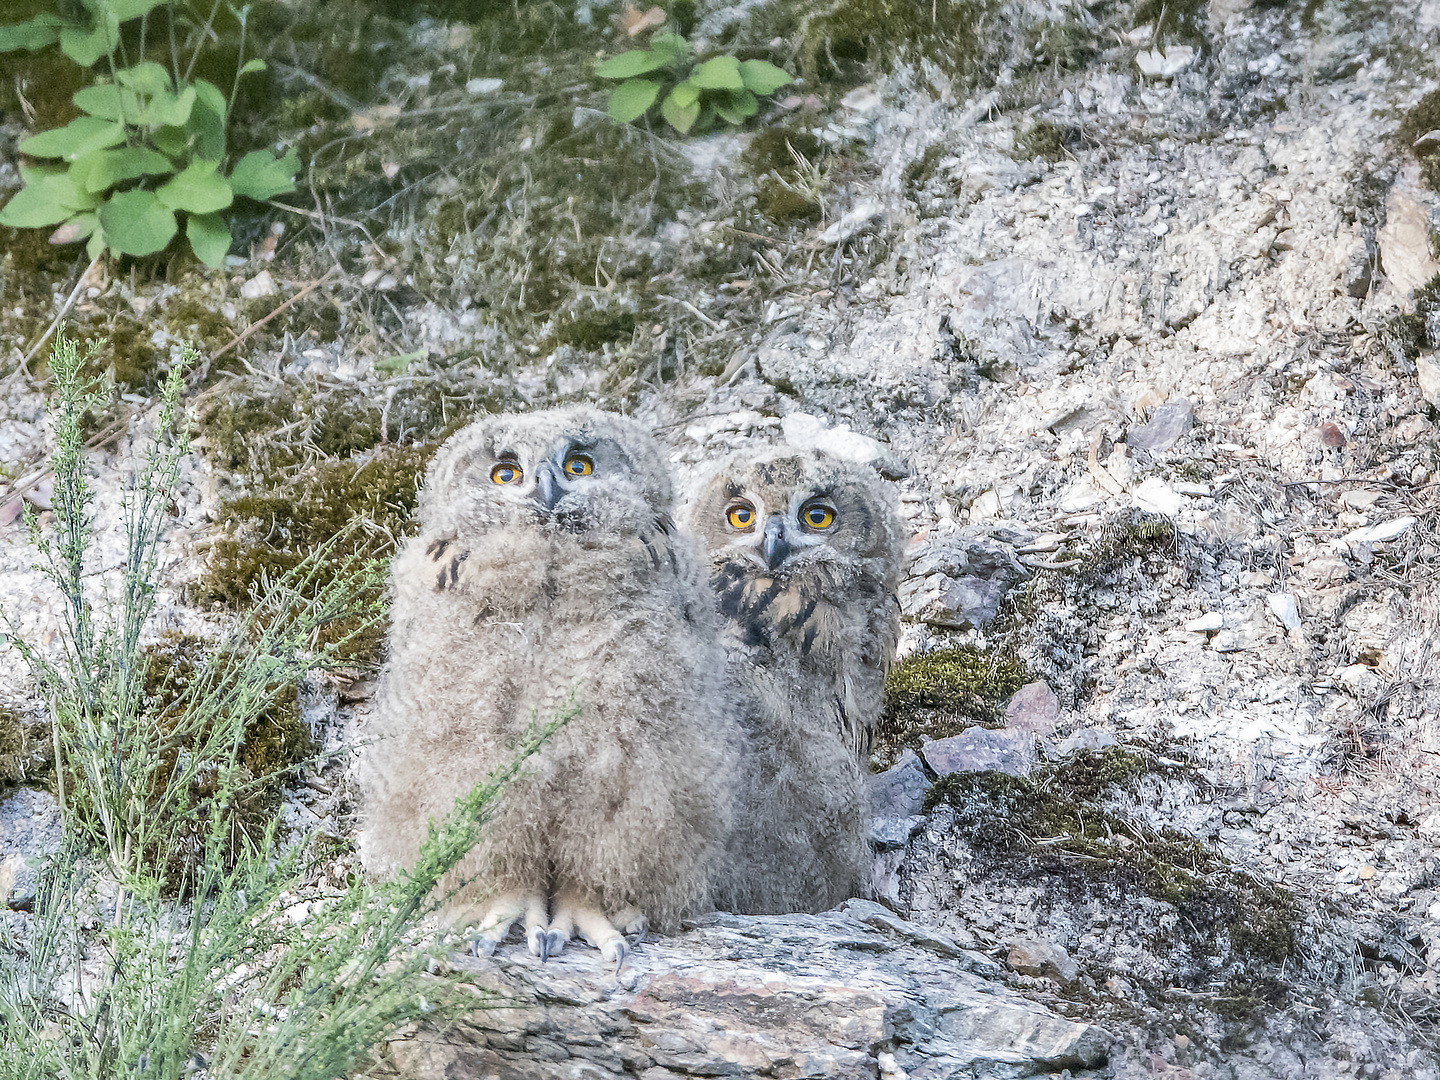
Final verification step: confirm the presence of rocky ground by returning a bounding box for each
[5,0,1440,1074]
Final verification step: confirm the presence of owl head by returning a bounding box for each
[688,449,904,591]
[420,406,673,537]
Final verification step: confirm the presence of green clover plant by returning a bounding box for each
[0,1,298,267]
[597,33,793,135]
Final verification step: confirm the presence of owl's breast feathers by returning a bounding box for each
[421,513,691,620]
[712,561,846,660]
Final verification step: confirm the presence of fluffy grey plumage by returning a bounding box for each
[687,449,904,915]
[361,406,737,965]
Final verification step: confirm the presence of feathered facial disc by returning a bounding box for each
[690,451,901,582]
[420,407,673,536]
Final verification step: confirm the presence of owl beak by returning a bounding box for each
[762,516,790,571]
[534,463,561,511]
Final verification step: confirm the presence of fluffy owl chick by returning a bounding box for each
[686,449,904,915]
[361,407,736,969]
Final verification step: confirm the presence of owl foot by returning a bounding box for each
[557,896,632,974]
[611,905,649,941]
[523,893,559,961]
[453,892,544,957]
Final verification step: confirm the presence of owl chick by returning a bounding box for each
[361,407,737,969]
[687,449,905,915]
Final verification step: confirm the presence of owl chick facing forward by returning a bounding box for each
[361,407,737,968]
[688,449,905,915]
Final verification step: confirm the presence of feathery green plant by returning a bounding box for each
[0,330,563,1078]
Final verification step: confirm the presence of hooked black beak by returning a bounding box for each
[762,516,790,571]
[534,463,561,511]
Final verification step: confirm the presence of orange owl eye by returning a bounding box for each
[491,463,522,484]
[726,503,756,530]
[802,504,836,529]
[564,455,594,477]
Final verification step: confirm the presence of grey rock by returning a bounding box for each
[1127,400,1195,451]
[902,535,1027,630]
[868,751,931,850]
[922,727,1037,777]
[1055,728,1119,756]
[869,749,931,818]
[1008,936,1081,984]
[1345,238,1375,298]
[383,909,1111,1079]
[870,846,909,909]
[0,787,61,858]
[870,815,927,850]
[1003,681,1061,736]
[0,854,35,911]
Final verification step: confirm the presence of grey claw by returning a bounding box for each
[610,938,629,976]
[544,928,568,960]
[527,925,548,961]
[470,934,496,958]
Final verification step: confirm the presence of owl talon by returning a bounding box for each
[604,937,628,975]
[611,905,649,941]
[544,928,569,959]
[469,934,496,958]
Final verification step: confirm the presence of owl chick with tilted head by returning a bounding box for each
[361,407,738,969]
[687,449,905,915]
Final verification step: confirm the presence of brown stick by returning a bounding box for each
[212,268,339,362]
[7,253,105,386]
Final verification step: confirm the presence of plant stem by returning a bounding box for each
[184,0,223,85]
[228,4,249,118]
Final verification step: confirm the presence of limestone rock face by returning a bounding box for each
[900,535,1028,631]
[382,906,1112,1080]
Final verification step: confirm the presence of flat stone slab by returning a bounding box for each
[1003,681,1061,736]
[382,907,1113,1080]
[1128,399,1194,451]
[921,727,1037,778]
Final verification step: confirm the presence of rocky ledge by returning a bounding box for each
[381,900,1111,1080]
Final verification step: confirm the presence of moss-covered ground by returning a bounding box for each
[875,646,1031,763]
[927,749,1299,981]
[191,375,506,657]
[1401,89,1440,193]
[0,706,47,791]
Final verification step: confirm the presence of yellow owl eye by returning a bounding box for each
[802,504,836,529]
[564,455,594,477]
[491,463,522,485]
[726,503,756,530]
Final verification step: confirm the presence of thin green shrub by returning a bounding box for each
[0,330,561,1079]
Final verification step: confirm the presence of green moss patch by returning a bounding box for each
[198,443,432,657]
[1401,89,1440,193]
[164,293,240,355]
[0,706,49,790]
[876,646,1030,761]
[926,750,1297,970]
[1078,511,1177,582]
[550,306,639,350]
[1382,274,1440,361]
[803,0,1002,86]
[1133,0,1210,50]
[744,127,826,178]
[1020,120,1083,163]
[756,182,823,223]
[1022,16,1099,74]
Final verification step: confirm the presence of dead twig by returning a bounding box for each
[7,253,104,387]
[189,270,339,386]
[0,407,142,512]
